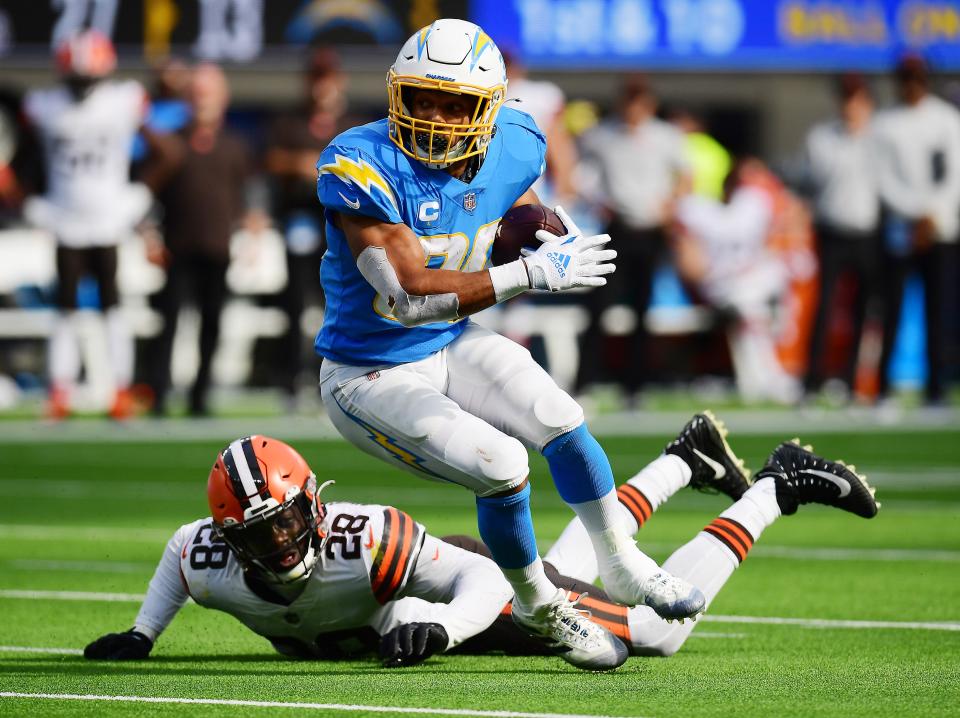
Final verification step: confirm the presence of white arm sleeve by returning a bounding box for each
[394,534,513,649]
[356,246,459,327]
[132,522,196,641]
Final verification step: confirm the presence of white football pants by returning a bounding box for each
[320,321,584,497]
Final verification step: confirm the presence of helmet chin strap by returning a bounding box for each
[265,550,317,586]
[253,481,332,587]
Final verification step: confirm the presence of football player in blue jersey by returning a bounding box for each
[313,18,705,671]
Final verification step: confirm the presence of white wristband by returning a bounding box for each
[487,259,531,303]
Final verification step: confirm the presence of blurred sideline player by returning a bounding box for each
[84,419,878,667]
[22,30,152,420]
[674,159,800,404]
[311,18,702,670]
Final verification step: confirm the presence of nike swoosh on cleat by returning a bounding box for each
[800,469,852,497]
[339,192,361,210]
[693,448,726,479]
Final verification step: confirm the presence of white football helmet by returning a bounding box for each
[388,19,507,169]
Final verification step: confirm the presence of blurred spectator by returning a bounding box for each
[669,107,731,200]
[0,86,28,222]
[21,30,151,419]
[143,63,253,416]
[503,51,578,206]
[574,75,692,399]
[802,74,881,401]
[873,55,960,405]
[674,158,799,403]
[264,47,356,405]
[131,58,192,162]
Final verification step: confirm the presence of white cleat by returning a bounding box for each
[600,548,706,620]
[512,589,629,672]
[636,571,706,620]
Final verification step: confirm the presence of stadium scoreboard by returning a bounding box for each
[0,0,468,63]
[1,0,959,70]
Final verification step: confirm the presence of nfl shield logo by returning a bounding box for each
[463,192,477,212]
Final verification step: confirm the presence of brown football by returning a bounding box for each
[491,204,568,266]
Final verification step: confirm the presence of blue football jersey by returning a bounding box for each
[314,106,546,365]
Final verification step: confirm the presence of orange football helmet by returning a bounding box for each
[55,30,117,79]
[207,436,328,584]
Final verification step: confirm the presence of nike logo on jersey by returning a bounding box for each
[693,448,726,478]
[433,547,440,561]
[339,192,361,210]
[364,524,375,549]
[800,469,852,497]
[546,251,571,278]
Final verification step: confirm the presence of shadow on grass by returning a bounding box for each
[0,656,585,678]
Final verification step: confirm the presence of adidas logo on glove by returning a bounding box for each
[546,251,571,278]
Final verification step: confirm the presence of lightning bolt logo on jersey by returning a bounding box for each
[314,106,546,365]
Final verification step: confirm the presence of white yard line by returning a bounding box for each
[0,589,145,602]
[748,545,960,562]
[704,615,960,631]
[0,693,640,718]
[634,541,960,563]
[0,407,955,445]
[1,590,958,632]
[0,645,83,655]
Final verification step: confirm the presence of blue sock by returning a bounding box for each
[542,423,615,504]
[475,484,538,570]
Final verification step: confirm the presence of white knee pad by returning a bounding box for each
[502,368,584,449]
[533,389,583,435]
[460,427,529,497]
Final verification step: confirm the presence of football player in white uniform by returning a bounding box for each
[84,420,877,668]
[22,30,152,420]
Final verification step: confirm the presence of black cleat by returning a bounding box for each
[756,439,879,518]
[665,411,752,500]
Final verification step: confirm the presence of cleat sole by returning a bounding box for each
[704,409,753,484]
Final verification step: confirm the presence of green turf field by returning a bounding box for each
[0,425,958,717]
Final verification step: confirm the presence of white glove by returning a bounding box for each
[520,206,616,292]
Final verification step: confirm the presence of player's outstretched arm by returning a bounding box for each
[375,533,513,666]
[84,629,154,660]
[379,622,449,668]
[84,523,195,660]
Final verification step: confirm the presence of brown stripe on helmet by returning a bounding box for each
[221,446,250,509]
[240,436,268,499]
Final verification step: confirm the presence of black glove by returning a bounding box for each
[84,629,154,660]
[379,622,448,668]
